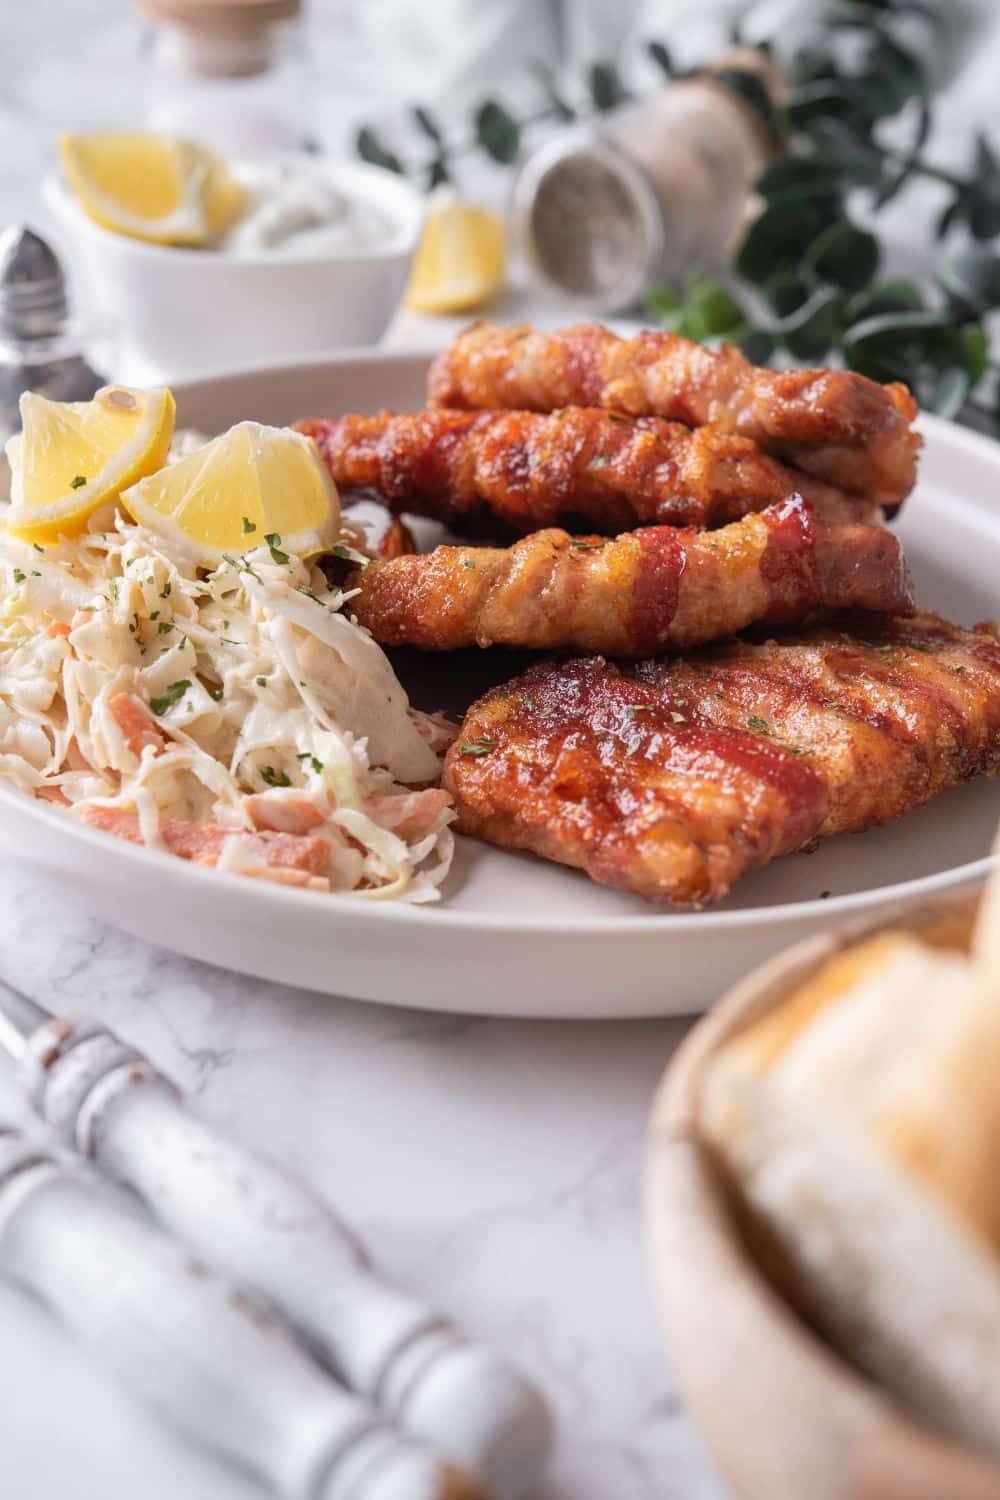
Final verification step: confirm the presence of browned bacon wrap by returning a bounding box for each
[444,613,1000,907]
[348,496,914,656]
[297,407,878,537]
[425,323,920,512]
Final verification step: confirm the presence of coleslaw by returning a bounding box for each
[0,510,457,901]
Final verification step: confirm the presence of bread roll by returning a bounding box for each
[700,920,1000,1463]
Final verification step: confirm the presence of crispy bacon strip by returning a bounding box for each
[348,496,914,656]
[426,323,920,511]
[298,407,878,536]
[82,808,331,875]
[444,613,1000,907]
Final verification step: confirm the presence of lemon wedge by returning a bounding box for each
[6,385,176,543]
[59,131,248,247]
[120,421,339,566]
[405,193,505,314]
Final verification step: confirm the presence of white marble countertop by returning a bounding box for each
[0,859,728,1500]
[6,5,1000,1493]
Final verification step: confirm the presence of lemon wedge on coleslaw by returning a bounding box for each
[59,131,247,246]
[6,384,176,543]
[120,421,339,566]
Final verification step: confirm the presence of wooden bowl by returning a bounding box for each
[644,888,1000,1500]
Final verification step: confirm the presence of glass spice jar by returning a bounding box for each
[511,48,785,312]
[135,0,314,158]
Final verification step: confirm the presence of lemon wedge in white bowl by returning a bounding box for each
[120,421,339,567]
[6,385,176,543]
[59,131,247,247]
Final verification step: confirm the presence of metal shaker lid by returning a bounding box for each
[511,130,664,313]
[0,226,69,340]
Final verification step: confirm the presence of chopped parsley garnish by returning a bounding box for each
[69,475,87,489]
[330,544,356,562]
[160,580,172,598]
[32,543,43,553]
[747,715,770,733]
[670,710,687,723]
[255,675,268,687]
[209,686,224,702]
[107,580,119,603]
[242,516,257,534]
[12,569,25,584]
[522,692,537,711]
[459,737,498,757]
[149,610,159,621]
[554,408,567,422]
[128,612,139,634]
[150,680,190,715]
[625,704,651,720]
[157,620,174,635]
[309,756,323,774]
[463,558,476,570]
[260,765,292,787]
[606,411,625,422]
[264,532,290,565]
[569,538,604,551]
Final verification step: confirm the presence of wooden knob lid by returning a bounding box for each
[137,0,301,35]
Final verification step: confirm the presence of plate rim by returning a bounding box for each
[3,369,998,936]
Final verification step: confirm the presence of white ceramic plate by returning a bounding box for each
[1,350,998,1019]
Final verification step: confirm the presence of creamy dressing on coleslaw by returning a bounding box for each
[0,512,456,901]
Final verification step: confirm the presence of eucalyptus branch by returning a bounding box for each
[355,0,1000,432]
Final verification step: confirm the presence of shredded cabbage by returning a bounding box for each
[0,511,456,902]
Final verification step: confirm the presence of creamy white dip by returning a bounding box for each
[222,160,396,259]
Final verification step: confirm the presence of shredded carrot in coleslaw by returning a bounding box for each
[0,511,456,901]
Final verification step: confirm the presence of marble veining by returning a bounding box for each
[0,860,729,1499]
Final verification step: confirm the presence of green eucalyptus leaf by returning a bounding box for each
[355,126,404,175]
[792,46,840,88]
[861,34,926,117]
[962,135,1000,239]
[843,279,924,323]
[425,156,450,191]
[646,39,674,77]
[764,273,812,318]
[755,155,846,200]
[935,196,964,241]
[684,276,747,338]
[412,105,444,145]
[803,220,880,291]
[841,307,953,354]
[873,97,931,208]
[775,286,843,360]
[739,328,777,363]
[928,366,970,419]
[937,249,1000,317]
[736,199,831,283]
[530,62,575,121]
[646,284,682,323]
[589,61,629,112]
[474,100,521,164]
[960,322,990,384]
